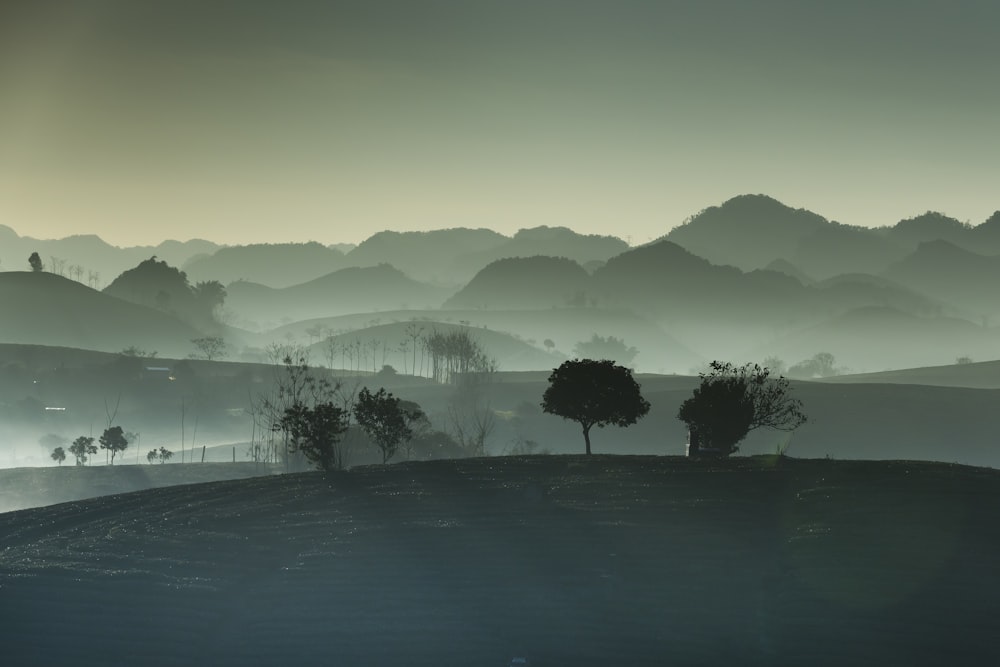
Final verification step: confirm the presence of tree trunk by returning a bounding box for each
[583,424,592,455]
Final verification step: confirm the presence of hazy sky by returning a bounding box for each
[1,0,997,246]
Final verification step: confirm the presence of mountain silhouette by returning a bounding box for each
[886,211,970,247]
[664,194,829,271]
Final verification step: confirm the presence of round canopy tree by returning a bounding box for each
[541,358,651,455]
[678,361,806,457]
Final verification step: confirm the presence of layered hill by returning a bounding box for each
[183,242,348,288]
[345,226,628,286]
[0,224,217,282]
[662,195,1000,281]
[225,265,451,328]
[883,240,1000,318]
[0,272,203,357]
[748,306,1000,373]
[344,228,508,285]
[449,226,628,280]
[1,457,998,666]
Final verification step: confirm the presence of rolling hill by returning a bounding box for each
[1,456,998,666]
[0,272,204,357]
[443,256,592,310]
[746,306,1000,373]
[664,194,830,271]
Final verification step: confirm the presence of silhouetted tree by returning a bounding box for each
[541,359,650,455]
[354,387,423,464]
[572,334,639,367]
[28,252,43,272]
[69,436,97,466]
[191,336,227,361]
[678,361,806,457]
[99,426,129,465]
[146,449,157,463]
[50,446,66,465]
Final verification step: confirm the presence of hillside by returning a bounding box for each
[1,456,998,666]
[302,320,565,374]
[0,272,204,357]
[747,306,1000,373]
[443,256,592,309]
[664,194,830,270]
[258,307,703,374]
[883,240,1000,318]
[821,360,1000,389]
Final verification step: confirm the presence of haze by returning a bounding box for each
[1,0,998,246]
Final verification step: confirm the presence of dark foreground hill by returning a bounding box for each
[2,456,998,666]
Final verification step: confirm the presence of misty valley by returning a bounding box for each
[3,194,1000,666]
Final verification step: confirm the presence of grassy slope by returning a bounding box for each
[1,456,998,666]
[0,462,284,513]
[823,359,1000,389]
[0,272,204,357]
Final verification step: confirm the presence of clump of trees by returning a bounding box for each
[103,257,226,330]
[249,349,353,471]
[28,252,43,272]
[787,352,841,379]
[424,329,496,385]
[277,400,347,471]
[678,361,806,457]
[69,436,97,465]
[541,358,650,455]
[572,334,639,367]
[146,447,174,464]
[50,446,66,465]
[354,387,425,464]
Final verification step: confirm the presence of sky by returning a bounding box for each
[1,0,998,247]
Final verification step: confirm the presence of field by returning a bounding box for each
[2,455,998,666]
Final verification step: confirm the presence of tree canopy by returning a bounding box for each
[278,401,348,471]
[99,426,129,465]
[354,387,424,464]
[678,361,806,457]
[541,358,650,455]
